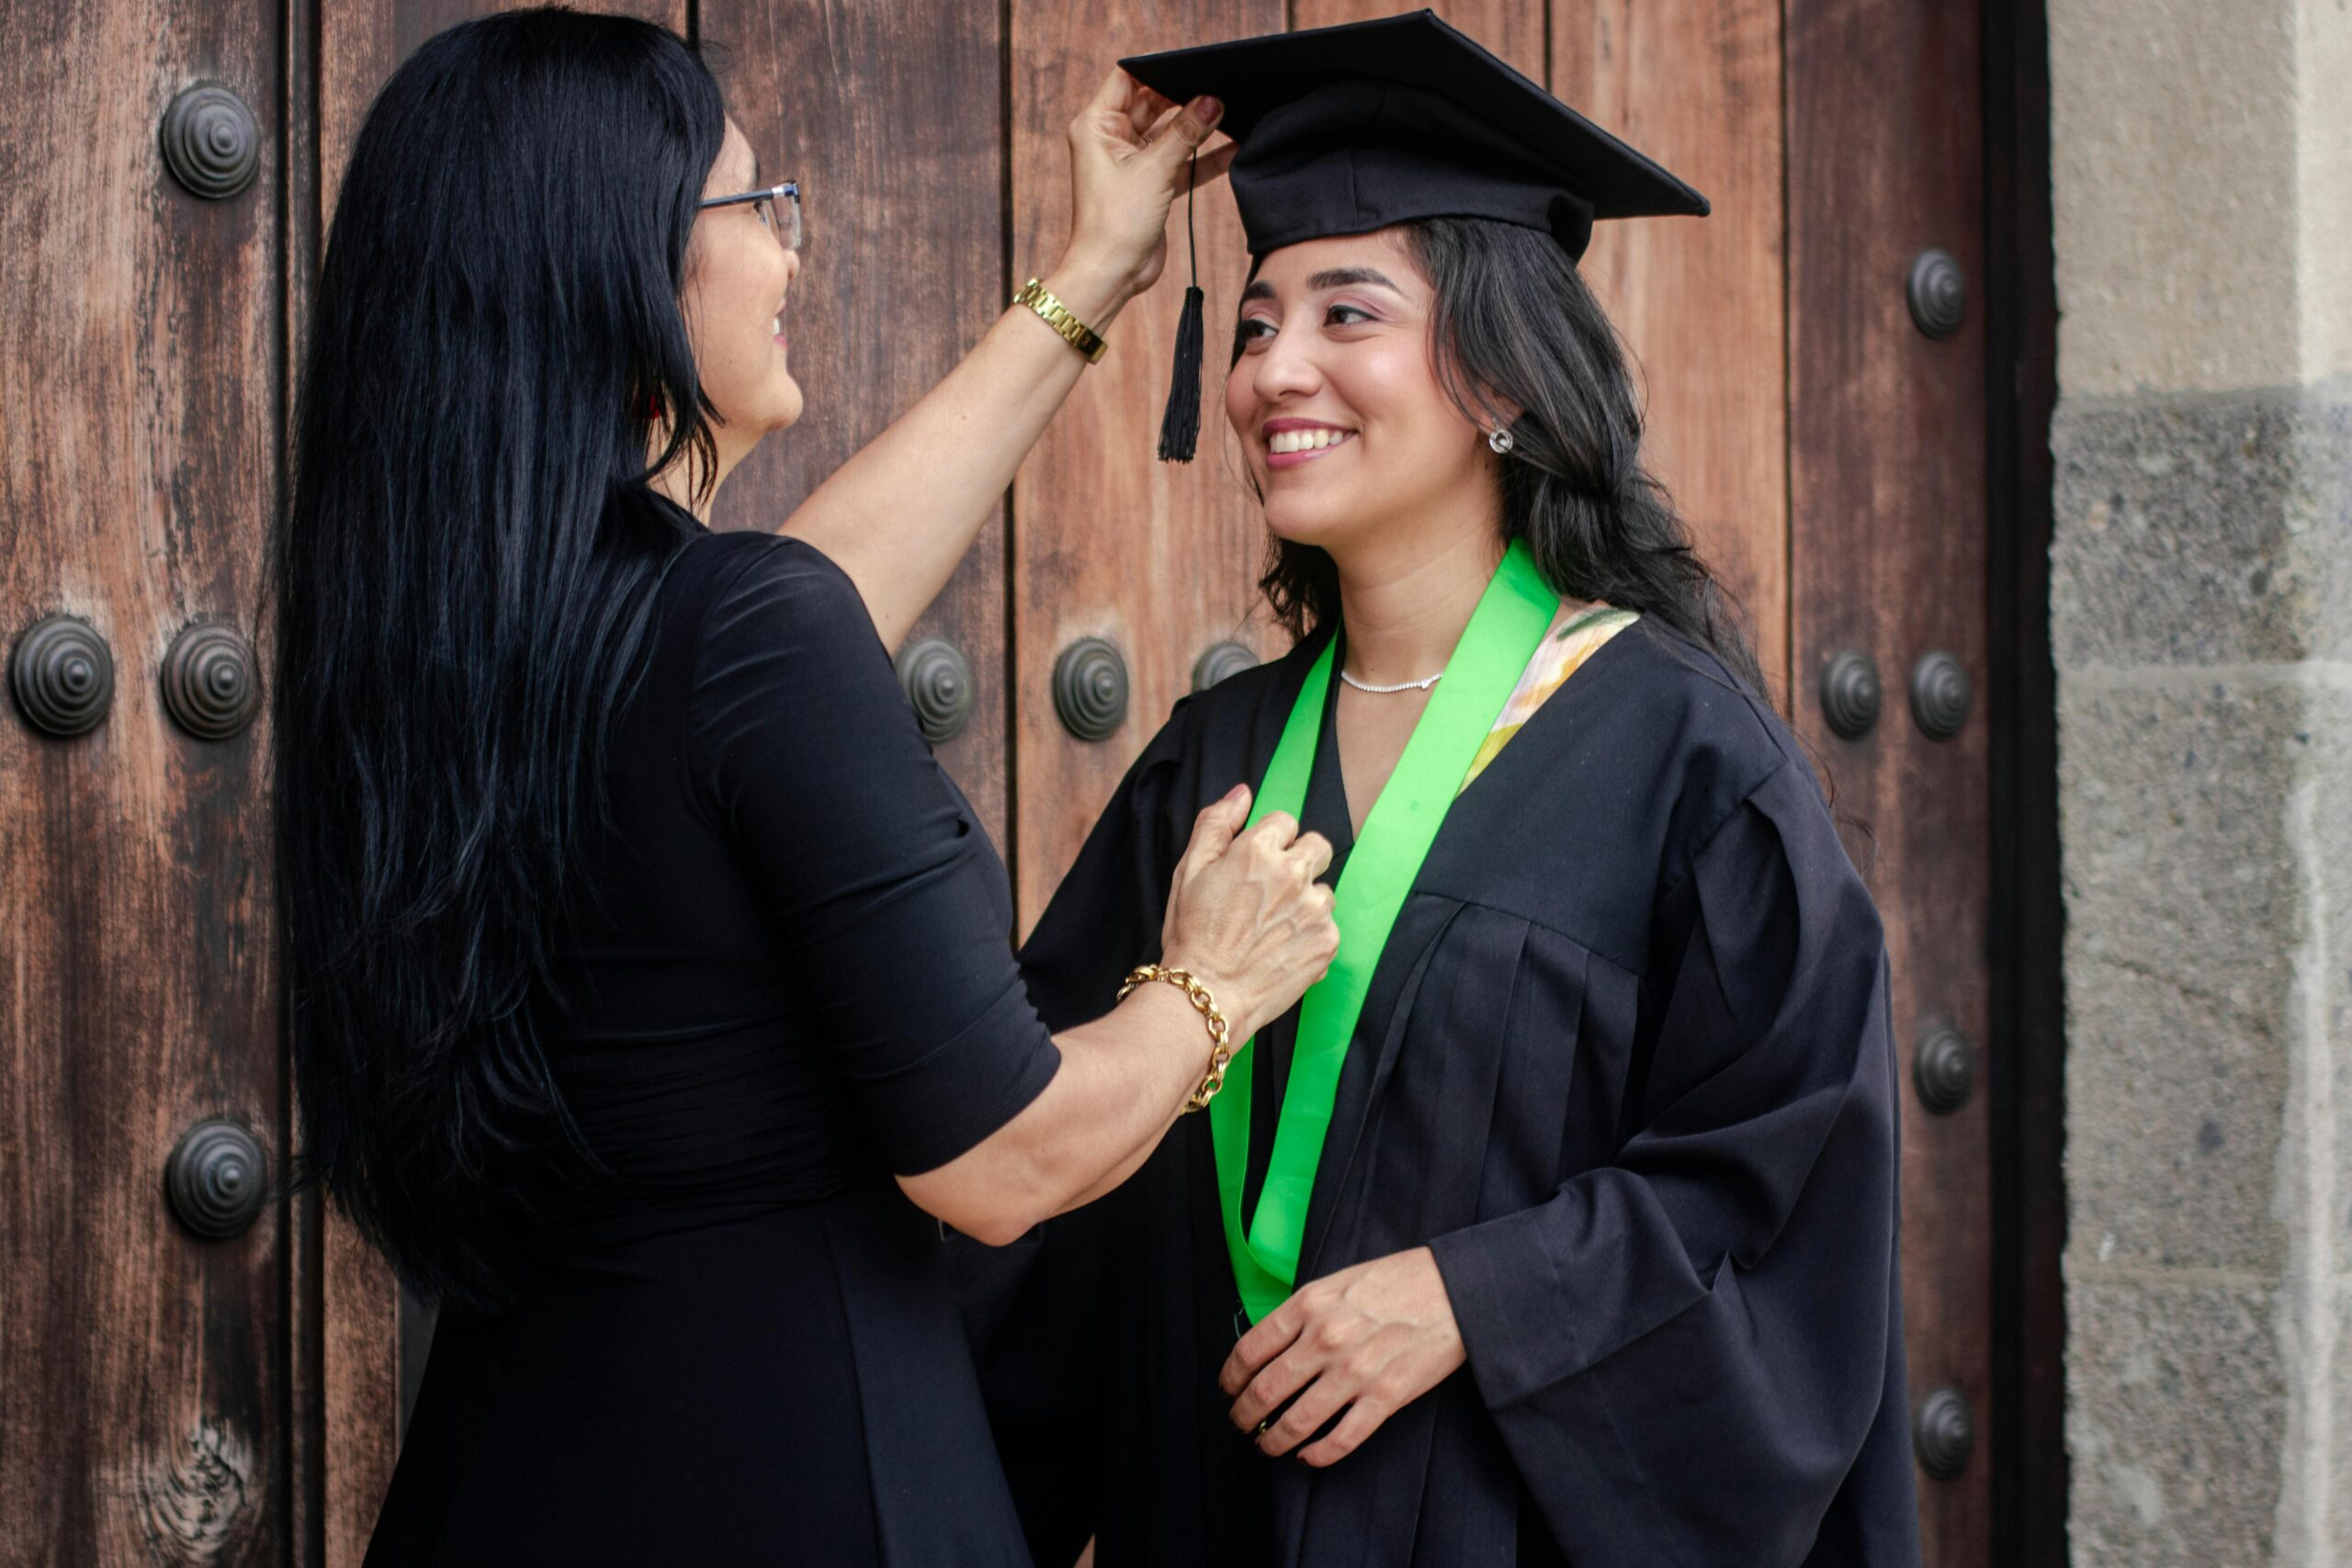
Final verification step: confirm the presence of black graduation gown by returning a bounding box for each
[956,617,1923,1568]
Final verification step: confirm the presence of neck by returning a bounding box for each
[646,427,747,525]
[1330,523,1507,689]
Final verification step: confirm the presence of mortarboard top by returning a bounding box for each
[1120,9,1707,263]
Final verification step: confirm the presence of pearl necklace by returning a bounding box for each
[1339,667,1445,694]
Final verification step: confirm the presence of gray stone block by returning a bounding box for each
[2060,676,2309,1270]
[2059,677,2308,1024]
[2066,1277,2285,1568]
[2064,953,2291,1274]
[2051,388,2352,667]
[2308,692,2352,1254]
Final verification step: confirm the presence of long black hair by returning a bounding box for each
[271,7,727,1312]
[1254,217,1765,696]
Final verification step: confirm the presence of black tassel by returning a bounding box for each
[1158,284,1205,462]
[1158,150,1206,463]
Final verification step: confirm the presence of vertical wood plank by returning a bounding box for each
[1785,0,1994,1559]
[701,0,1009,847]
[306,5,688,1561]
[0,0,285,1561]
[1554,0,1791,706]
[1293,0,1544,80]
[1008,0,1283,934]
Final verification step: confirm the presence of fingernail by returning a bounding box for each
[1224,783,1248,802]
[1193,96,1224,124]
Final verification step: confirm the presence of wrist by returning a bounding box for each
[1044,247,1137,328]
[1159,953,1252,1039]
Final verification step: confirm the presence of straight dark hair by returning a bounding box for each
[1255,217,1766,697]
[271,7,726,1312]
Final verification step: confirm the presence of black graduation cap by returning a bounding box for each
[1123,9,1707,459]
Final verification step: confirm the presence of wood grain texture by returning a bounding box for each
[1292,0,1544,78]
[1008,0,1283,934]
[1555,0,1791,706]
[702,0,1010,846]
[1785,0,1995,1558]
[0,0,285,1562]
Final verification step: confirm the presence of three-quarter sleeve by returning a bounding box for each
[1426,757,1910,1565]
[687,537,1057,1175]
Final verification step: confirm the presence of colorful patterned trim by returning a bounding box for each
[1459,604,1639,794]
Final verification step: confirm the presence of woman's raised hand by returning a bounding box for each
[1159,784,1340,1044]
[1059,70,1235,307]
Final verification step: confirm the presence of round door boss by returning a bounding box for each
[1053,637,1129,742]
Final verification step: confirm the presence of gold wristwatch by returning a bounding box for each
[1012,276,1108,364]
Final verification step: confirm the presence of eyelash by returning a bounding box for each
[1235,302,1378,345]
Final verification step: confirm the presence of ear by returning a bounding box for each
[1467,386,1523,438]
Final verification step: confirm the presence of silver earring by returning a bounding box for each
[1487,427,1514,455]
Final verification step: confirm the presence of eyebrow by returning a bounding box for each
[1239,265,1407,303]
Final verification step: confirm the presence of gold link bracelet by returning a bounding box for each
[1117,964,1233,1111]
[1012,276,1109,364]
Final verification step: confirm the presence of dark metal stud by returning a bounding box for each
[161,622,261,740]
[161,85,261,200]
[1053,637,1129,742]
[1818,649,1881,740]
[1913,1387,1975,1480]
[10,615,114,738]
[1192,640,1258,693]
[1906,248,1966,340]
[1914,1024,1976,1116]
[894,637,975,745]
[1909,650,1971,741]
[164,1120,267,1241]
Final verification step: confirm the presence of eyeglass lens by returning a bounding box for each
[757,188,803,252]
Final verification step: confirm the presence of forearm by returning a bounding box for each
[898,980,1213,1244]
[781,254,1136,652]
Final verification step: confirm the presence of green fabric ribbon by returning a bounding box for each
[1211,541,1559,1322]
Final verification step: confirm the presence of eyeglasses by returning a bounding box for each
[697,181,801,253]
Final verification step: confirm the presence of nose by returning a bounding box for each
[1249,318,1321,405]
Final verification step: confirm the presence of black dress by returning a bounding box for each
[961,618,1921,1567]
[366,529,1058,1566]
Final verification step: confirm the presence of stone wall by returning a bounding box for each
[2050,0,2350,1561]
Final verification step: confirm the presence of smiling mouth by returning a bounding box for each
[1265,428,1354,467]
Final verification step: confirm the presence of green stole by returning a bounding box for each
[1210,541,1559,1322]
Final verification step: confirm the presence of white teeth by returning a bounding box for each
[1269,428,1351,455]
[772,317,783,335]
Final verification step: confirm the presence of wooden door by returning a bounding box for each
[1784,0,1995,1557]
[0,2,2008,1562]
[0,2,288,1561]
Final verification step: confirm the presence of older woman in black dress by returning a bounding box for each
[271,11,1334,1564]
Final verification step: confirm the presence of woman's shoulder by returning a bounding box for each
[665,528,865,628]
[1592,617,1808,784]
[656,530,883,673]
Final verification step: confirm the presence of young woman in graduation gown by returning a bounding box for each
[274,12,1340,1564]
[962,15,1922,1567]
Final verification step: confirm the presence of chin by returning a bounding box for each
[763,376,806,433]
[1260,486,1363,552]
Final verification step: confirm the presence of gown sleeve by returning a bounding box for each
[950,700,1197,1567]
[1423,756,1905,1566]
[689,537,1060,1175]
